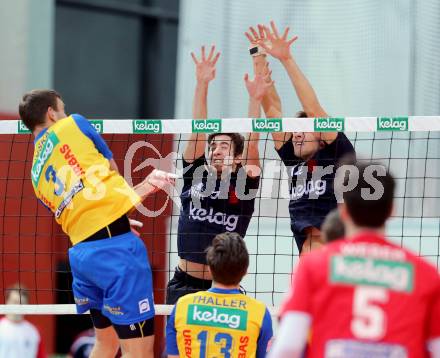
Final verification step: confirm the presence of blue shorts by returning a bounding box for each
[68,232,155,325]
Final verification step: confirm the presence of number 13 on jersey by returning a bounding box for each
[197,330,250,358]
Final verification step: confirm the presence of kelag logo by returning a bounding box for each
[18,121,31,133]
[252,118,282,132]
[314,118,345,132]
[187,304,247,330]
[331,255,413,292]
[192,119,222,133]
[377,117,408,131]
[133,120,162,134]
[90,120,103,133]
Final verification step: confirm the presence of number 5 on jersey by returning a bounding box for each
[351,287,389,340]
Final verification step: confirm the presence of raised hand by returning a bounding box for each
[191,45,220,84]
[258,21,298,62]
[245,24,267,45]
[244,68,274,102]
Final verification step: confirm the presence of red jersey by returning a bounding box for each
[280,232,440,358]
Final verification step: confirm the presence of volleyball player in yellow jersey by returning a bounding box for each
[166,232,273,358]
[19,89,176,358]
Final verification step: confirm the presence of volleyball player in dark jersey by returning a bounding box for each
[247,21,355,254]
[166,46,273,304]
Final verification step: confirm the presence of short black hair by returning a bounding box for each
[321,209,345,243]
[206,232,249,286]
[341,161,395,228]
[296,110,308,118]
[18,89,62,132]
[207,133,245,158]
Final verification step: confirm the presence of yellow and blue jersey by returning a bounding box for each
[166,287,273,358]
[31,114,141,244]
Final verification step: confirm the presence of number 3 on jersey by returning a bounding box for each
[197,330,232,358]
[351,287,389,339]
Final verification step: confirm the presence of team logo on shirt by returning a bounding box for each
[189,202,239,231]
[330,255,414,292]
[187,304,247,330]
[31,132,60,186]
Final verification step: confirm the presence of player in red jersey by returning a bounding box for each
[269,162,440,358]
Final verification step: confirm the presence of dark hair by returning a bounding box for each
[341,161,395,228]
[321,209,345,243]
[295,110,308,118]
[207,133,245,157]
[18,89,62,132]
[6,283,30,303]
[206,232,249,285]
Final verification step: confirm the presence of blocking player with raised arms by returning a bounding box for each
[269,162,440,357]
[166,232,273,358]
[247,21,355,253]
[166,46,272,304]
[19,90,176,358]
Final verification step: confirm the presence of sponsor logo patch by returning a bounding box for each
[192,119,222,133]
[139,298,151,314]
[252,118,282,132]
[314,117,345,132]
[330,255,413,292]
[31,132,60,186]
[187,304,247,330]
[133,120,163,134]
[377,117,408,131]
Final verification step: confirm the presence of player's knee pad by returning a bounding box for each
[113,317,155,339]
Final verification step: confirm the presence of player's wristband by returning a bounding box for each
[249,40,271,57]
[249,45,266,57]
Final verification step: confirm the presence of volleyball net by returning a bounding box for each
[0,116,440,319]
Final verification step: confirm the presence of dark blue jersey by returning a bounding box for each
[276,133,355,250]
[177,156,260,264]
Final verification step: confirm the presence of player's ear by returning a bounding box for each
[47,106,58,123]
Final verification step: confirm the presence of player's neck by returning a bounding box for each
[213,282,240,290]
[33,122,51,138]
[346,225,386,238]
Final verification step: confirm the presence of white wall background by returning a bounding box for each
[0,0,54,114]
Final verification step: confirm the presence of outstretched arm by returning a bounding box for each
[260,21,337,144]
[242,71,273,177]
[245,25,282,119]
[183,45,220,162]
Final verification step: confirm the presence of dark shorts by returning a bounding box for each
[166,267,212,305]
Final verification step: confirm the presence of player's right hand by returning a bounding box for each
[146,169,178,194]
[244,69,274,102]
[258,21,298,62]
[191,45,221,84]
